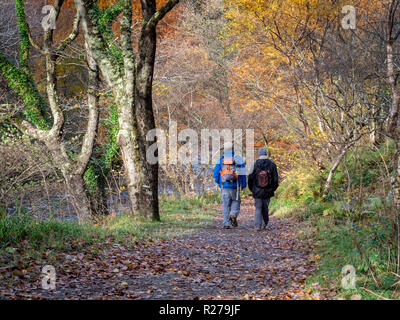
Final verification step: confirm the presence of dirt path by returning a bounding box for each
[1,200,315,300]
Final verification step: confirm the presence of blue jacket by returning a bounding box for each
[213,150,247,189]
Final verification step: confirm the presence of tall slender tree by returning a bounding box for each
[385,0,400,208]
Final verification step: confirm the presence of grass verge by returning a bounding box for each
[271,143,400,300]
[296,215,400,300]
[0,193,219,252]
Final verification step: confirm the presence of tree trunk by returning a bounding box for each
[75,0,180,220]
[45,137,93,222]
[385,2,400,208]
[394,143,400,209]
[65,175,92,222]
[135,2,160,221]
[116,125,143,216]
[323,143,352,199]
[114,88,149,217]
[370,105,384,146]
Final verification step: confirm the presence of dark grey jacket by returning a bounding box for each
[248,157,279,199]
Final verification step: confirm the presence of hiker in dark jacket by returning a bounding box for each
[248,148,279,231]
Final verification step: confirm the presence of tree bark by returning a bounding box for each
[394,148,400,209]
[44,135,93,222]
[385,0,400,209]
[135,0,160,220]
[65,176,92,222]
[323,143,353,199]
[75,0,179,220]
[9,0,100,222]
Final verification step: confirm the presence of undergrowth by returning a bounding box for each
[0,192,220,251]
[273,140,400,300]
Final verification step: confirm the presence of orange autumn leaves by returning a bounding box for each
[97,0,182,39]
[39,0,181,40]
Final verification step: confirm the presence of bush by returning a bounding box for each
[330,141,396,197]
[277,166,322,204]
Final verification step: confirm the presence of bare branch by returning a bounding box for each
[143,0,180,30]
[56,9,81,53]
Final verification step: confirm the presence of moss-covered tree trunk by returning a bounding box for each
[0,0,101,222]
[75,0,179,220]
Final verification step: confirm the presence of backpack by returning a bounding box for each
[220,157,238,184]
[255,161,271,188]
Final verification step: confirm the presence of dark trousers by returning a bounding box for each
[254,198,270,229]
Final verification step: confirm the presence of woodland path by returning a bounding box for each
[1,200,316,300]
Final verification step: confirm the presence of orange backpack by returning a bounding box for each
[220,157,238,183]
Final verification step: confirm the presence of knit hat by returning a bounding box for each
[223,141,233,151]
[258,147,268,157]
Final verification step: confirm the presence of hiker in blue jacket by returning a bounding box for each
[213,142,246,229]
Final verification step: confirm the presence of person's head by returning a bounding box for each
[258,147,268,158]
[223,141,233,152]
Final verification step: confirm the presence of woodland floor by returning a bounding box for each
[0,200,316,300]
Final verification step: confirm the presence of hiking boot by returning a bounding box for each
[223,225,231,229]
[230,216,238,228]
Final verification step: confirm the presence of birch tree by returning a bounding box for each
[384,0,400,208]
